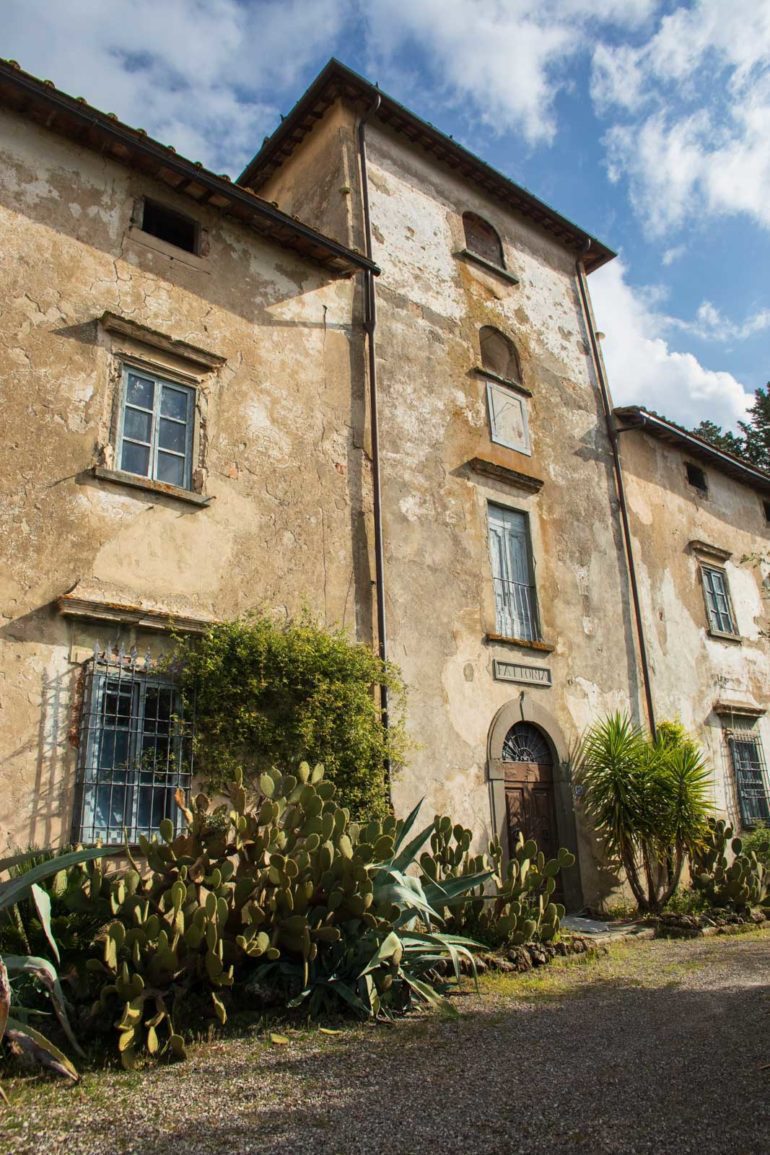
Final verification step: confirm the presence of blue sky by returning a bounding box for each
[4,0,768,430]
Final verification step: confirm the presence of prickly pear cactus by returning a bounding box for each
[418,817,575,947]
[88,762,400,1066]
[692,817,769,911]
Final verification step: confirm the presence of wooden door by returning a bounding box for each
[502,724,558,865]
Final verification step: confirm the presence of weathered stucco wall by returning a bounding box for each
[256,100,364,255]
[619,431,770,828]
[0,108,370,852]
[359,122,639,907]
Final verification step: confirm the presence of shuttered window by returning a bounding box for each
[701,566,737,635]
[488,504,539,641]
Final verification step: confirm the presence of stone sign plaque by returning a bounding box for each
[493,659,552,687]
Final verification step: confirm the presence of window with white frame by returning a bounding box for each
[701,565,737,636]
[727,720,770,828]
[488,504,539,641]
[74,652,193,844]
[118,367,196,490]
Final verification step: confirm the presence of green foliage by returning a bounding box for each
[690,384,770,471]
[739,822,770,865]
[575,714,712,913]
[690,420,746,458]
[174,615,407,820]
[68,768,487,1066]
[691,818,770,911]
[418,815,575,947]
[0,845,122,1083]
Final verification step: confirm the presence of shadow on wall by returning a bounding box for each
[0,604,79,850]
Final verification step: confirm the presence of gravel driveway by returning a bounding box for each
[4,931,769,1155]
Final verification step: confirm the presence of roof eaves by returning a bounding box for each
[614,406,770,496]
[239,58,616,273]
[0,58,378,277]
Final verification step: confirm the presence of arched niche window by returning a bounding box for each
[479,327,530,455]
[463,212,505,268]
[480,326,521,384]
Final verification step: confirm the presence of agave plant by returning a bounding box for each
[575,714,711,913]
[0,846,121,1083]
[278,800,490,1019]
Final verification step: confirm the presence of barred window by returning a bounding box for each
[728,725,770,829]
[74,652,193,844]
[488,503,540,642]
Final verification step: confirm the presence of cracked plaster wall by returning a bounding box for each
[0,108,370,852]
[619,432,770,829]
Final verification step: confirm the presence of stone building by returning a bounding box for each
[1,58,768,908]
[615,407,770,834]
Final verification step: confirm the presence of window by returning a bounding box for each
[480,326,521,383]
[686,462,708,493]
[488,504,539,641]
[727,722,770,828]
[141,199,199,253]
[74,654,193,844]
[479,327,530,453]
[463,212,504,268]
[118,367,195,489]
[763,500,770,523]
[701,565,737,636]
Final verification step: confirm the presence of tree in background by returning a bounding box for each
[691,384,770,470]
[738,385,770,469]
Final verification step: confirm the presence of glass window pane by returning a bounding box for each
[126,374,155,409]
[123,407,153,444]
[121,440,151,476]
[156,451,185,487]
[158,417,187,454]
[160,386,190,421]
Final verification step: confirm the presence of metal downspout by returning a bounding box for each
[575,252,657,736]
[357,96,391,785]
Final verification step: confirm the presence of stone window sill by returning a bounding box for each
[456,249,520,285]
[485,633,555,653]
[92,466,212,507]
[707,629,742,645]
[473,366,532,398]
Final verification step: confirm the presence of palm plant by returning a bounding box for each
[575,714,711,913]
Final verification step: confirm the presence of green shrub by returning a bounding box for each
[739,822,770,865]
[575,714,712,913]
[691,817,769,911]
[173,615,407,820]
[71,767,487,1067]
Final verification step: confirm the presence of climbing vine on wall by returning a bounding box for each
[174,614,406,820]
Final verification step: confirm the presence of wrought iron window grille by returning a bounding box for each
[72,642,193,845]
[725,724,770,829]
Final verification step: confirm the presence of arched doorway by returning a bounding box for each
[502,721,558,865]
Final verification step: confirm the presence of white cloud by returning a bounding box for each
[592,0,770,235]
[661,245,685,267]
[589,259,752,429]
[363,0,660,146]
[669,301,770,343]
[2,0,347,172]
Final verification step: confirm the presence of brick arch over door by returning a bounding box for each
[487,696,582,909]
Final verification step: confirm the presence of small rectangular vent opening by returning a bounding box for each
[141,199,198,253]
[686,462,708,493]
